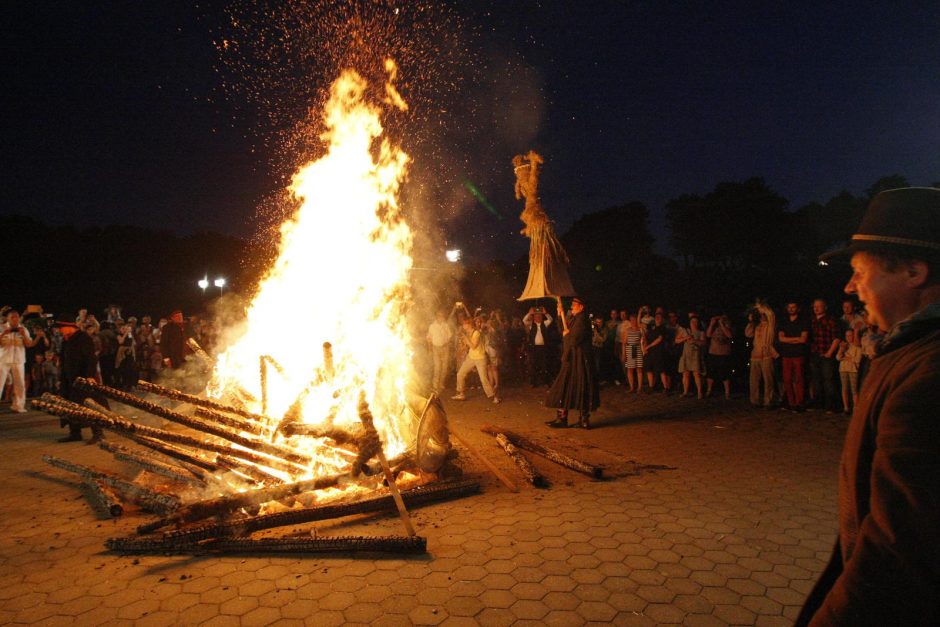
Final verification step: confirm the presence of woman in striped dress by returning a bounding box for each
[623,313,645,393]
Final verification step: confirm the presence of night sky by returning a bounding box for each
[4,2,939,262]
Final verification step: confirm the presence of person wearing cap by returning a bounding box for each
[545,296,600,428]
[798,188,940,625]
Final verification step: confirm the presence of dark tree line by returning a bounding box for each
[3,173,937,319]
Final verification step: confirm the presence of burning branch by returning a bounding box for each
[137,473,348,534]
[136,380,268,424]
[98,440,206,487]
[85,479,123,518]
[75,378,310,467]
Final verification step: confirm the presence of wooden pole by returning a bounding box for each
[480,424,604,478]
[449,426,519,493]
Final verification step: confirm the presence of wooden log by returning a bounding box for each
[185,337,212,363]
[34,398,303,476]
[98,440,205,487]
[85,479,124,518]
[495,434,548,488]
[449,426,519,493]
[162,478,480,544]
[75,378,310,467]
[215,455,285,485]
[480,424,604,479]
[259,355,268,416]
[43,455,180,515]
[135,379,268,424]
[107,534,427,555]
[358,394,415,537]
[136,472,348,534]
[280,423,364,445]
[191,407,263,436]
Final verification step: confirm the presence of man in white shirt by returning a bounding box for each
[1,311,39,413]
[426,309,454,393]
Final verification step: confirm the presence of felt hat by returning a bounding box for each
[571,296,585,306]
[820,187,940,261]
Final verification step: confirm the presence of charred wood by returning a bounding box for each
[43,455,180,515]
[495,434,548,488]
[85,479,124,518]
[107,534,426,555]
[215,455,285,486]
[191,407,263,436]
[162,478,480,543]
[98,440,206,487]
[75,378,309,466]
[480,424,604,479]
[137,473,347,534]
[135,380,268,424]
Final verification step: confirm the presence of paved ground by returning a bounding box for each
[0,384,846,626]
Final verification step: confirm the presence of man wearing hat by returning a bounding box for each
[798,188,940,625]
[545,296,600,428]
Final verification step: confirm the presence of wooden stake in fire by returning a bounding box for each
[259,355,268,416]
[357,392,415,537]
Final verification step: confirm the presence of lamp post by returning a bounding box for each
[197,277,209,293]
[214,277,226,297]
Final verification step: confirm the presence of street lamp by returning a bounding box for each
[445,249,462,263]
[197,277,209,292]
[214,277,226,296]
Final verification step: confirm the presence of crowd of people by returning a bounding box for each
[424,296,877,416]
[0,304,210,423]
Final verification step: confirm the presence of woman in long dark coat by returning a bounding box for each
[545,296,600,429]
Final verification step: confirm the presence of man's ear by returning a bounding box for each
[906,260,930,288]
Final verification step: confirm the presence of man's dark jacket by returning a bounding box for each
[798,310,940,625]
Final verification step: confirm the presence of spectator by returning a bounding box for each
[42,350,60,393]
[623,313,645,393]
[523,306,554,386]
[836,328,862,414]
[115,322,137,389]
[483,312,506,397]
[426,308,454,394]
[161,310,186,369]
[840,299,866,343]
[642,310,670,393]
[452,317,500,404]
[809,298,841,413]
[676,315,706,398]
[858,313,883,386]
[777,302,810,412]
[29,353,45,397]
[705,313,734,400]
[0,310,39,413]
[745,302,777,408]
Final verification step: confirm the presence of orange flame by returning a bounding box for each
[209,64,413,478]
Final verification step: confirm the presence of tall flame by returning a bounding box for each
[209,66,413,475]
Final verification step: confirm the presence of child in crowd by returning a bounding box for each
[42,351,59,393]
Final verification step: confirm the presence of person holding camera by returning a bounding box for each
[452,317,500,404]
[0,310,40,413]
[523,305,554,386]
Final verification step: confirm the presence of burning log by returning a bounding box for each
[480,424,604,479]
[33,398,302,476]
[75,378,310,467]
[98,440,206,487]
[259,356,268,416]
[215,455,285,485]
[135,380,268,424]
[185,337,212,363]
[495,434,548,489]
[43,455,180,515]
[125,435,218,476]
[357,394,415,536]
[85,479,124,518]
[107,534,426,555]
[192,407,264,436]
[161,478,480,544]
[321,342,334,382]
[280,423,364,445]
[137,473,347,534]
